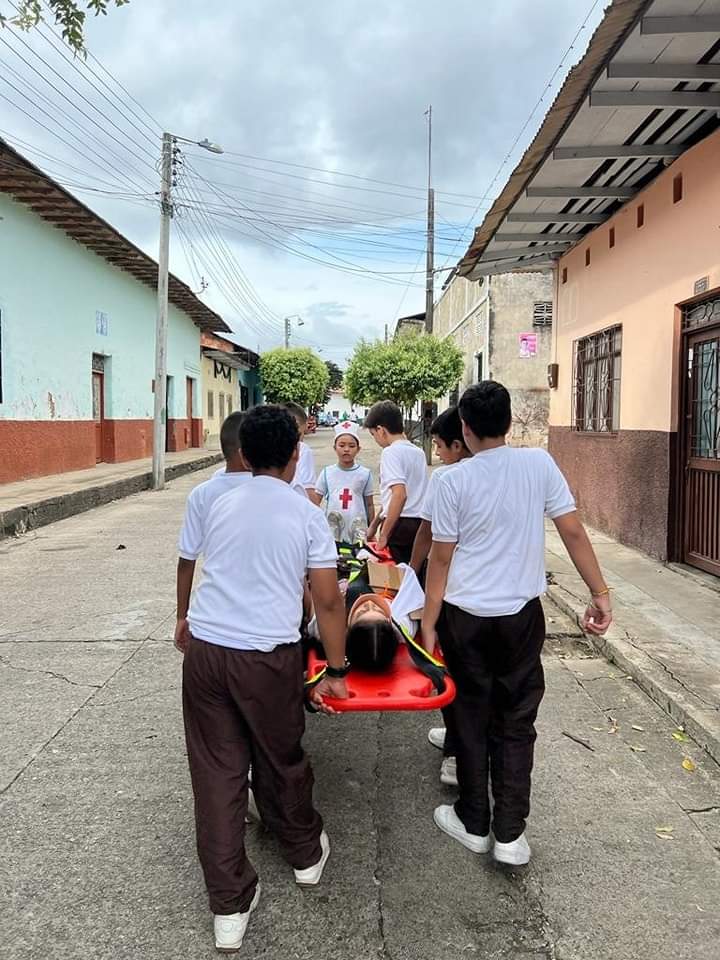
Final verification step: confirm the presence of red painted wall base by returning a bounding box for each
[0,420,95,484]
[103,419,153,463]
[0,417,204,485]
[167,418,202,452]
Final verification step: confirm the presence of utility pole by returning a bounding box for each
[284,316,291,349]
[151,132,222,492]
[384,323,389,344]
[151,132,173,491]
[425,104,434,334]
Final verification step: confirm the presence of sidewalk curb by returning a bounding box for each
[546,581,720,767]
[0,453,222,542]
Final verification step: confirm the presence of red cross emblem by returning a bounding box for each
[339,488,353,510]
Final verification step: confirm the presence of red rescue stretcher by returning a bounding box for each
[306,545,456,712]
[307,643,456,712]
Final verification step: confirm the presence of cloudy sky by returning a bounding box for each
[0,0,606,362]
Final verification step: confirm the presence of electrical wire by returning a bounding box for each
[438,0,605,269]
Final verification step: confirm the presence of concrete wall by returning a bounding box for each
[433,271,552,445]
[201,354,240,449]
[0,194,203,482]
[488,272,553,446]
[548,128,720,559]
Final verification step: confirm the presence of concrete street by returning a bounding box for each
[2,428,720,960]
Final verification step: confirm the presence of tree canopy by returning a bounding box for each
[344,334,463,411]
[260,348,329,409]
[323,360,344,404]
[1,1,129,53]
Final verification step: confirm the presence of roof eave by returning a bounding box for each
[457,0,653,277]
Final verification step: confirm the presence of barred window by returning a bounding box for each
[219,392,225,421]
[572,326,622,433]
[533,301,553,326]
[207,391,214,419]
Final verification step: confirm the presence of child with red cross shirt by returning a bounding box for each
[312,420,375,544]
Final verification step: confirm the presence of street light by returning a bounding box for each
[152,132,223,491]
[283,314,304,349]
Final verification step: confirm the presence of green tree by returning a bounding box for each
[345,334,463,412]
[1,1,129,53]
[323,359,344,405]
[260,347,329,409]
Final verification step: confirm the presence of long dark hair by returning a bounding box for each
[346,619,398,671]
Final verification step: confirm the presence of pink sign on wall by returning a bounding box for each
[519,333,537,358]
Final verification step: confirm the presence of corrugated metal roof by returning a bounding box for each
[0,138,229,332]
[458,0,720,278]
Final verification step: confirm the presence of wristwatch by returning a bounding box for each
[325,659,351,679]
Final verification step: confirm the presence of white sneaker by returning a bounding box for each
[294,831,330,886]
[433,805,492,854]
[245,787,260,824]
[427,727,446,750]
[493,832,531,866]
[440,756,458,787]
[214,884,260,953]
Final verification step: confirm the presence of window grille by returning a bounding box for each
[572,325,622,433]
[532,301,553,326]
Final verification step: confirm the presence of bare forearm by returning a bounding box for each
[422,549,451,630]
[556,520,607,594]
[409,520,432,573]
[366,498,376,525]
[176,559,196,619]
[314,597,347,669]
[382,488,406,539]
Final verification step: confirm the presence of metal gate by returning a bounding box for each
[682,296,720,577]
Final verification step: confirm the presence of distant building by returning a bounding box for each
[434,271,553,446]
[201,333,261,448]
[0,138,228,484]
[321,389,366,421]
[455,0,720,573]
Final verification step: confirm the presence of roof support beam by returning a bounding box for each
[553,143,683,160]
[506,211,606,224]
[640,15,720,35]
[468,257,554,280]
[607,62,720,82]
[494,233,577,242]
[590,90,720,109]
[480,243,571,261]
[526,186,634,199]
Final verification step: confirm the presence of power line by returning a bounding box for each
[188,147,499,202]
[188,150,495,210]
[439,0,604,269]
[0,27,157,169]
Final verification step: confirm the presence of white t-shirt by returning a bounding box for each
[419,464,456,522]
[293,441,316,492]
[315,463,374,543]
[391,564,424,637]
[178,471,253,560]
[188,475,337,651]
[379,439,428,518]
[432,446,575,617]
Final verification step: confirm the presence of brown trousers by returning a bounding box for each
[182,637,322,915]
[439,598,546,843]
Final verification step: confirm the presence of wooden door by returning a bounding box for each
[92,371,104,463]
[683,323,720,576]
[186,377,193,421]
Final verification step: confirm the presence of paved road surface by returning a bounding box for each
[2,429,719,959]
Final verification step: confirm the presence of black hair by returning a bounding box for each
[284,401,308,425]
[239,404,299,470]
[458,381,512,440]
[346,619,398,672]
[220,411,246,460]
[364,400,404,434]
[430,406,468,450]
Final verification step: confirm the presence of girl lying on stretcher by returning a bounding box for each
[305,565,425,670]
